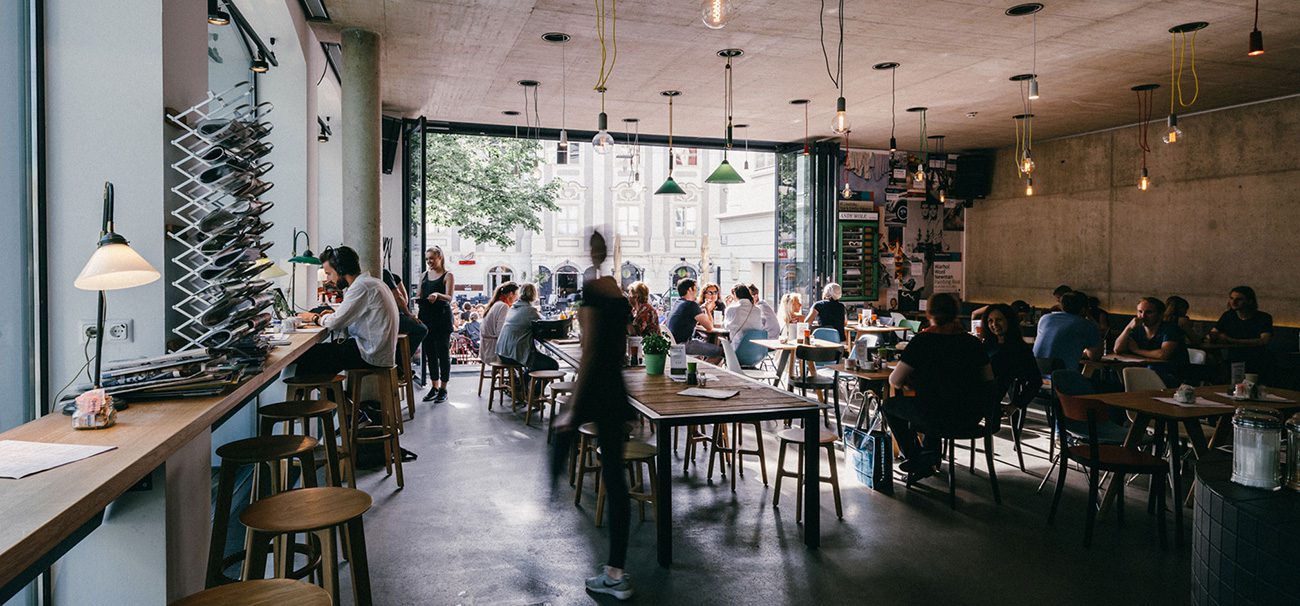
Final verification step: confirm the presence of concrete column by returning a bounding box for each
[342,28,382,276]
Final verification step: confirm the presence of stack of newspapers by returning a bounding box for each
[58,348,250,409]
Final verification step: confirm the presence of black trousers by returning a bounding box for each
[596,419,630,569]
[294,339,376,378]
[882,396,942,462]
[423,325,452,383]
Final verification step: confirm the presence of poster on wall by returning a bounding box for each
[933,261,963,298]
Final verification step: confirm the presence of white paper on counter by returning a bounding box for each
[677,388,739,400]
[0,440,117,479]
[1153,397,1235,409]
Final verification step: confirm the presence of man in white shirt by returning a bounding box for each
[295,246,399,376]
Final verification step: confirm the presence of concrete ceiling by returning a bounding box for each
[310,0,1300,150]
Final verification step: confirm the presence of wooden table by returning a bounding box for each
[0,331,325,603]
[750,338,845,388]
[702,327,730,344]
[1087,385,1300,547]
[539,340,824,567]
[1081,354,1155,379]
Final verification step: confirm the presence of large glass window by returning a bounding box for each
[615,205,640,236]
[556,204,580,236]
[0,0,37,431]
[673,206,698,236]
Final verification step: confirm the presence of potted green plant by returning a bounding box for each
[641,333,670,376]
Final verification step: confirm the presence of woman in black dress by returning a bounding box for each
[418,246,455,403]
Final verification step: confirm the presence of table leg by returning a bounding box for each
[1207,415,1231,449]
[655,419,673,567]
[1168,420,1184,549]
[803,411,821,549]
[1181,419,1212,509]
[1100,413,1151,513]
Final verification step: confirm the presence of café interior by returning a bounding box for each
[1,1,1299,604]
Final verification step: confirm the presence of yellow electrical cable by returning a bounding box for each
[1170,31,1200,110]
[593,0,617,92]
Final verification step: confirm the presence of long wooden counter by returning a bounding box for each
[0,330,324,600]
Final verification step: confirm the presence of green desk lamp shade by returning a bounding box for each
[655,175,686,195]
[289,229,321,265]
[705,159,745,184]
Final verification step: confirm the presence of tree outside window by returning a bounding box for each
[673,206,698,236]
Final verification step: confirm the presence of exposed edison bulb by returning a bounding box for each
[831,97,851,135]
[1025,177,1034,197]
[939,189,946,203]
[558,129,569,150]
[913,164,925,184]
[1020,151,1035,174]
[1138,168,1150,192]
[1163,114,1182,144]
[592,112,614,154]
[701,0,734,29]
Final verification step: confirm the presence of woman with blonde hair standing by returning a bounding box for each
[418,246,455,403]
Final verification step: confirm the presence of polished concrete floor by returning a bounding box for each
[346,368,1192,605]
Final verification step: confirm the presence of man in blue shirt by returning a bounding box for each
[1114,297,1187,386]
[1033,291,1102,371]
[666,278,723,359]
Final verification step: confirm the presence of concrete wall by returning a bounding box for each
[967,94,1300,326]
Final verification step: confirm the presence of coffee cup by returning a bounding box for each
[1174,385,1195,404]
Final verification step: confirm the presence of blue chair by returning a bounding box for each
[811,327,840,343]
[735,329,770,368]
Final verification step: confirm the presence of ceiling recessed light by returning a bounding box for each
[541,32,571,43]
[1169,21,1209,34]
[502,110,520,116]
[1004,3,1043,17]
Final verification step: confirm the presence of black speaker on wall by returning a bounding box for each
[381,116,401,174]
[953,153,994,203]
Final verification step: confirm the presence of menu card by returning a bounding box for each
[0,440,117,479]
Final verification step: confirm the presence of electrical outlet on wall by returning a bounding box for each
[79,319,133,343]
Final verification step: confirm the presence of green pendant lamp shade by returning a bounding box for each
[705,159,744,184]
[656,90,686,196]
[705,49,745,185]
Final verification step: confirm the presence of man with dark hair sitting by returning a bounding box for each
[666,278,723,360]
[883,293,994,482]
[295,246,399,376]
[1033,290,1102,371]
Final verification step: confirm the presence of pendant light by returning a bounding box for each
[1248,0,1264,56]
[928,135,946,201]
[655,91,686,196]
[1164,21,1206,144]
[706,49,745,185]
[1013,114,1034,196]
[790,99,811,156]
[1005,4,1044,99]
[821,0,850,135]
[207,0,230,25]
[543,32,571,149]
[1133,84,1158,192]
[701,0,735,29]
[907,106,928,184]
[873,62,900,152]
[735,124,750,169]
[1012,73,1036,173]
[592,0,618,154]
[519,80,540,139]
[620,118,642,181]
[250,51,270,73]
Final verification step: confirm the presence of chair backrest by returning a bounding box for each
[719,337,744,373]
[899,319,922,337]
[1050,369,1095,397]
[795,344,841,363]
[1122,367,1166,392]
[735,329,769,367]
[1187,347,1207,365]
[1055,391,1110,425]
[811,327,840,343]
[890,312,906,325]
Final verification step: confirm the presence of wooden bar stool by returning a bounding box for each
[346,366,404,489]
[396,334,417,421]
[572,422,601,504]
[207,436,318,588]
[258,400,344,489]
[682,425,714,474]
[285,374,352,484]
[487,361,523,412]
[477,357,492,397]
[773,427,843,523]
[525,370,567,427]
[708,422,768,491]
[547,381,575,442]
[241,487,374,606]
[596,440,658,526]
[171,579,330,605]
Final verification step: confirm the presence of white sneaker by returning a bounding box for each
[585,570,633,600]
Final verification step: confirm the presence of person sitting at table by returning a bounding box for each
[981,303,1039,399]
[1207,285,1274,375]
[803,282,847,341]
[724,283,768,339]
[497,283,559,375]
[884,293,995,481]
[1049,284,1072,311]
[1033,291,1102,371]
[778,292,804,334]
[479,281,518,367]
[463,312,482,350]
[626,281,660,337]
[1113,297,1188,386]
[1078,292,1111,347]
[1162,295,1202,347]
[295,246,399,377]
[381,269,427,381]
[667,278,723,360]
[749,284,781,339]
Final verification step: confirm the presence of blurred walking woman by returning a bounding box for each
[418,246,455,403]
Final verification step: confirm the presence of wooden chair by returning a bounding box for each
[259,400,344,489]
[548,381,575,442]
[572,422,602,505]
[920,387,1004,509]
[772,428,843,523]
[395,334,417,420]
[791,345,844,435]
[241,487,374,605]
[1048,392,1169,549]
[171,579,330,606]
[707,421,768,491]
[487,360,523,412]
[346,366,405,489]
[970,376,1037,474]
[524,370,567,427]
[596,440,658,526]
[283,374,353,487]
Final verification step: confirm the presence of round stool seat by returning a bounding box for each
[598,440,657,460]
[528,370,567,381]
[550,381,575,393]
[171,579,330,606]
[241,487,372,534]
[776,428,838,445]
[258,399,337,420]
[216,435,318,465]
[285,374,345,386]
[491,360,523,369]
[579,422,599,437]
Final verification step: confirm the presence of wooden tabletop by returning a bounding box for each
[1088,385,1300,420]
[750,338,844,352]
[826,362,892,382]
[847,324,910,334]
[1082,354,1157,370]
[0,331,324,595]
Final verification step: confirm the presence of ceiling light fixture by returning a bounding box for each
[735,124,750,169]
[542,32,571,149]
[821,0,850,135]
[1133,84,1158,192]
[1164,21,1206,144]
[591,0,618,155]
[621,117,641,181]
[1006,3,1044,99]
[1248,0,1264,56]
[873,62,900,152]
[208,0,231,25]
[701,0,735,29]
[790,99,811,156]
[1012,74,1036,173]
[706,49,745,184]
[249,51,270,73]
[928,134,947,201]
[519,80,540,139]
[907,106,928,185]
[1013,113,1035,195]
[655,91,686,196]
